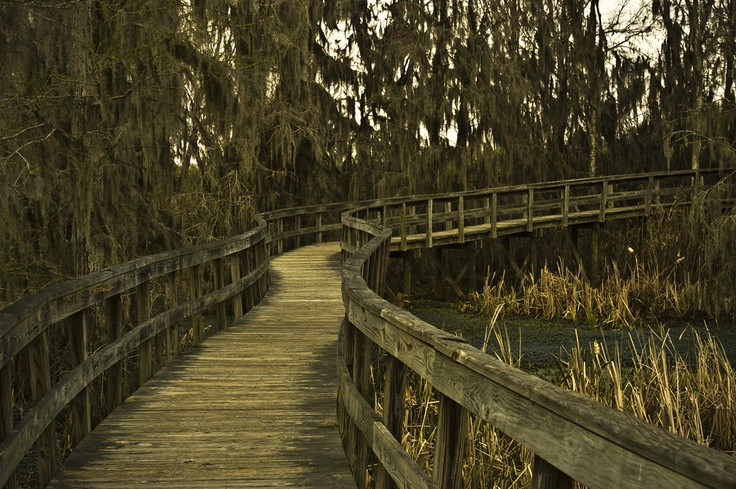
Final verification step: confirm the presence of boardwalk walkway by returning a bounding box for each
[48,244,355,488]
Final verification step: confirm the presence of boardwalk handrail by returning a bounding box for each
[0,216,271,488]
[1,169,734,488]
[338,169,736,489]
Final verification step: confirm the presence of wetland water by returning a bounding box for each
[411,300,736,373]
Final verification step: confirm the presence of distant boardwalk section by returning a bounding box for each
[48,244,355,488]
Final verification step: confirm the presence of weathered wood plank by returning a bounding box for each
[47,244,355,489]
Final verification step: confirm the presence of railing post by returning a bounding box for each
[458,196,465,243]
[400,202,407,251]
[230,253,243,319]
[491,193,498,238]
[294,215,301,249]
[433,393,468,489]
[352,329,372,489]
[214,258,227,331]
[189,265,204,345]
[68,310,91,446]
[29,331,57,488]
[563,185,570,227]
[527,188,534,232]
[245,248,256,311]
[316,212,323,243]
[427,198,434,248]
[165,272,178,362]
[532,455,574,489]
[376,354,408,489]
[1,361,16,489]
[105,293,123,413]
[137,281,152,385]
[277,218,284,254]
[599,181,607,223]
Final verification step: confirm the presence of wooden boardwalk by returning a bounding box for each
[48,244,356,488]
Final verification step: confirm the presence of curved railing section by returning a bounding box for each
[0,198,367,488]
[338,169,736,489]
[1,169,734,488]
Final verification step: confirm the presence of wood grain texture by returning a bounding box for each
[47,244,355,489]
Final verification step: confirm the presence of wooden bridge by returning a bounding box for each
[2,169,736,488]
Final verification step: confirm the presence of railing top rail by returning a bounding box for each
[0,216,268,370]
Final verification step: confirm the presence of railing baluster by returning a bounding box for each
[28,331,57,488]
[68,310,90,445]
[599,181,607,223]
[189,265,204,345]
[527,188,534,232]
[137,281,152,385]
[400,202,407,251]
[1,360,16,489]
[433,393,468,489]
[458,196,465,243]
[427,198,434,248]
[316,212,323,243]
[165,272,178,362]
[491,193,498,238]
[230,253,243,319]
[213,258,227,331]
[105,293,124,412]
[531,455,574,489]
[376,354,408,489]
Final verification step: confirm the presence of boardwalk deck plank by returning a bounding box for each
[48,244,356,489]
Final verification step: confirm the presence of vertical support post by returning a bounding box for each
[29,333,57,488]
[165,272,178,362]
[646,176,654,214]
[483,196,491,224]
[491,193,498,238]
[532,455,574,489]
[563,185,570,227]
[68,311,90,446]
[427,198,434,248]
[294,215,301,249]
[566,228,587,281]
[341,317,359,481]
[277,218,284,254]
[105,293,123,413]
[434,248,445,300]
[316,213,323,243]
[467,247,478,291]
[376,354,408,489]
[245,247,256,311]
[137,281,152,386]
[433,393,468,489]
[444,201,452,231]
[230,253,243,319]
[529,233,538,279]
[190,264,204,345]
[457,196,465,243]
[402,253,412,294]
[1,361,17,489]
[527,188,535,232]
[591,225,600,285]
[352,327,372,489]
[400,202,407,251]
[599,181,607,223]
[214,258,226,331]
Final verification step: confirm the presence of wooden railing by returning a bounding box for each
[338,169,736,489]
[1,169,734,489]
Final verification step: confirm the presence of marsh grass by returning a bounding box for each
[465,255,719,329]
[383,310,735,488]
